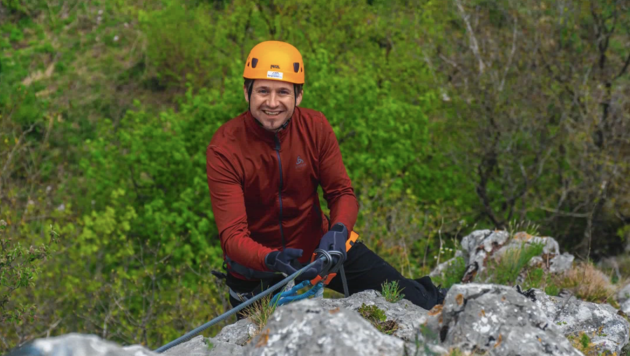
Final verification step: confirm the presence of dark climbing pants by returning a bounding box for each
[225,241,443,319]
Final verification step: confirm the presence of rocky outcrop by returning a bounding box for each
[7,333,157,356]
[8,231,630,356]
[438,284,581,356]
[535,290,630,355]
[245,298,405,356]
[432,229,575,285]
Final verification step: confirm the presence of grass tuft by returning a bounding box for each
[558,263,614,303]
[481,242,545,285]
[241,294,278,335]
[381,280,405,303]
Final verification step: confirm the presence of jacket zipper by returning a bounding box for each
[274,134,286,249]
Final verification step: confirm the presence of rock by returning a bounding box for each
[162,335,245,356]
[244,298,405,356]
[458,229,575,283]
[7,333,157,356]
[460,230,510,282]
[429,257,458,278]
[214,318,257,346]
[549,253,575,274]
[617,283,630,304]
[535,291,630,355]
[621,300,630,315]
[317,290,429,342]
[439,284,582,356]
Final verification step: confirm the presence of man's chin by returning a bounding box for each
[260,117,289,132]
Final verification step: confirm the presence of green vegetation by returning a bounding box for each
[357,303,398,335]
[432,256,467,289]
[241,294,278,335]
[1,0,630,352]
[481,243,545,286]
[381,280,405,303]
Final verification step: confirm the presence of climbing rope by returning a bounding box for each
[154,256,327,353]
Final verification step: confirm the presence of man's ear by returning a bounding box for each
[296,90,303,107]
[243,85,250,103]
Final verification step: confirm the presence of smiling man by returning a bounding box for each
[206,41,446,316]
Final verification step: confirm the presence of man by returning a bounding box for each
[206,40,445,315]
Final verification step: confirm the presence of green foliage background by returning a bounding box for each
[1,0,630,351]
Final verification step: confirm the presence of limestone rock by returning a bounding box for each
[214,318,257,346]
[244,298,404,356]
[162,335,245,356]
[460,230,510,282]
[457,229,575,283]
[535,291,630,355]
[617,283,630,304]
[7,333,157,356]
[440,284,582,356]
[317,290,429,341]
[549,253,575,274]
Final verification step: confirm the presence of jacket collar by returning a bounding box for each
[245,109,295,148]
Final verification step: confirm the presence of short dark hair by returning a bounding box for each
[244,79,303,98]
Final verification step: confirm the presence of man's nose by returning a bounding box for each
[267,92,279,108]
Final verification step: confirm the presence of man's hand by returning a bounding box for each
[318,223,348,264]
[265,248,322,280]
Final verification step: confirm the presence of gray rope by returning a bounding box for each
[154,256,326,353]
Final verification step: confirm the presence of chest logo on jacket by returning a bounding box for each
[295,155,306,170]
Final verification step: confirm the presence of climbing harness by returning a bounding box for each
[154,231,359,354]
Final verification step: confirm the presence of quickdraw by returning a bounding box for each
[270,231,359,306]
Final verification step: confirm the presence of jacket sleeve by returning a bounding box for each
[318,113,359,233]
[206,145,274,271]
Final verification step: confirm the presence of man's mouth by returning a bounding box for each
[263,110,283,117]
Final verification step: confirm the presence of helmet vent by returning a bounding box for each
[252,58,259,68]
[293,62,300,73]
[247,61,250,67]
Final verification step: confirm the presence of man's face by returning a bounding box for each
[244,79,303,132]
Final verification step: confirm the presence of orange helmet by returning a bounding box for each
[243,41,304,84]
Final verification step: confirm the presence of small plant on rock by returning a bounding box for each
[241,294,278,334]
[358,303,398,335]
[507,220,541,238]
[567,332,595,355]
[381,280,405,303]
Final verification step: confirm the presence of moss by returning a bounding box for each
[358,303,399,335]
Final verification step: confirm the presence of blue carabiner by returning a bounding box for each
[270,281,325,306]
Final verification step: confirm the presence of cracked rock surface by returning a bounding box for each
[440,284,582,356]
[535,290,630,355]
[7,333,158,356]
[244,298,404,356]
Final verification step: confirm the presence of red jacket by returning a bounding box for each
[206,107,358,278]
